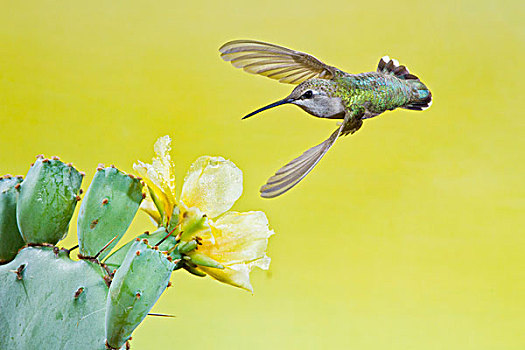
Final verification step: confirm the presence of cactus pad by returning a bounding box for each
[77,167,143,260]
[0,176,25,263]
[105,240,174,349]
[0,247,123,349]
[16,158,83,245]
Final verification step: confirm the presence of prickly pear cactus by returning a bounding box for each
[1,138,276,348]
[0,157,176,350]
[0,175,24,263]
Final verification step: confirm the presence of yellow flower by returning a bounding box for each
[134,136,177,227]
[134,136,274,292]
[188,211,273,292]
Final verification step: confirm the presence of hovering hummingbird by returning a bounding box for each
[219,40,432,198]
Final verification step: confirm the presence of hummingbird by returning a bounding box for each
[219,40,432,198]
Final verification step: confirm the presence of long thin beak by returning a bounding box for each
[242,98,294,120]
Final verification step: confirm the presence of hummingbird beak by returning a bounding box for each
[242,98,294,120]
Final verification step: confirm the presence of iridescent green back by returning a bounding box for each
[334,73,413,113]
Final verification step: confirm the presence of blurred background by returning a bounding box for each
[0,0,523,349]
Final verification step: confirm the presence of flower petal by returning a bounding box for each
[133,160,170,223]
[198,264,254,292]
[139,197,161,225]
[133,136,178,224]
[180,156,243,218]
[152,135,177,200]
[199,257,271,293]
[203,211,274,265]
[194,211,273,292]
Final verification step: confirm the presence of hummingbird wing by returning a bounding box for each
[219,40,339,84]
[260,111,362,198]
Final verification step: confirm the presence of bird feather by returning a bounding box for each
[220,40,338,85]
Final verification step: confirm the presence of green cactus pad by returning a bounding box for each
[0,247,124,350]
[16,158,83,245]
[0,176,25,264]
[105,240,174,349]
[104,227,178,271]
[77,167,143,260]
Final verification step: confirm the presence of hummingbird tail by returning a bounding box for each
[377,55,432,111]
[403,80,432,111]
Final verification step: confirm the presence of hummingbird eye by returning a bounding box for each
[302,90,313,99]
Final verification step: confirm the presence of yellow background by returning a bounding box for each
[1,1,523,349]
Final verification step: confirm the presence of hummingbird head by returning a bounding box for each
[242,79,345,120]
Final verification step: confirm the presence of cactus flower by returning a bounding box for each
[134,136,177,228]
[134,136,274,292]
